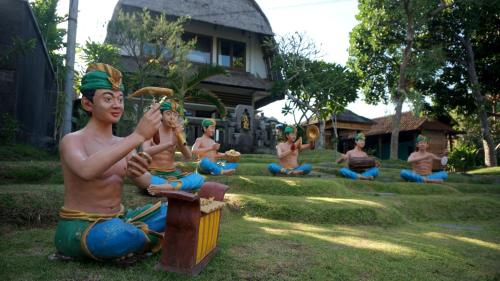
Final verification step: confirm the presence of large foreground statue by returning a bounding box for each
[336,133,379,180]
[192,118,238,175]
[400,134,448,183]
[55,64,166,260]
[268,126,313,175]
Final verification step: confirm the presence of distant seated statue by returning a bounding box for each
[55,63,167,260]
[136,95,204,196]
[400,134,448,183]
[192,118,238,175]
[336,133,379,180]
[268,126,313,175]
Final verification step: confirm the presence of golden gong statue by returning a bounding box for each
[306,125,319,149]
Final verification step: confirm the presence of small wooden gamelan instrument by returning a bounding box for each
[156,182,229,275]
[348,157,376,173]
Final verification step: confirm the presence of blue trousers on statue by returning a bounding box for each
[400,169,448,183]
[340,167,379,180]
[150,172,205,192]
[268,163,312,175]
[198,157,239,175]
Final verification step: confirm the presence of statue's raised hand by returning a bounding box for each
[212,143,220,151]
[126,152,151,178]
[134,103,161,141]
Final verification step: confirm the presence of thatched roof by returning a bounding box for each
[307,110,375,126]
[365,112,454,136]
[203,71,272,91]
[116,0,274,35]
[335,110,375,124]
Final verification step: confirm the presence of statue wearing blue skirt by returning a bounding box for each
[138,97,204,195]
[268,126,314,176]
[336,133,379,180]
[192,119,238,175]
[401,134,448,183]
[55,64,169,260]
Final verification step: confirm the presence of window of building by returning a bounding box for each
[142,42,171,60]
[183,33,212,64]
[218,39,246,70]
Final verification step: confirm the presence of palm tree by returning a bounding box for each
[167,64,227,118]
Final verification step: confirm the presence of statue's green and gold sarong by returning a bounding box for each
[54,202,166,260]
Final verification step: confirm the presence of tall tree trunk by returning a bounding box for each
[61,0,79,137]
[391,0,414,160]
[462,36,497,166]
[318,119,325,149]
[331,114,339,152]
[390,96,405,160]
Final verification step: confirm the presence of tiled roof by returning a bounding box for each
[365,112,454,136]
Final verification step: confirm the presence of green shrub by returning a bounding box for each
[0,162,61,184]
[0,113,19,144]
[0,144,57,161]
[448,144,478,172]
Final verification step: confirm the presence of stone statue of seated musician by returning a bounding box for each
[268,126,313,176]
[55,63,167,260]
[129,91,204,195]
[192,119,238,175]
[336,133,379,180]
[400,134,448,183]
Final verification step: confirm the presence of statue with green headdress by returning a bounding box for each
[268,125,313,175]
[192,118,239,175]
[400,134,448,183]
[128,87,205,195]
[336,132,380,180]
[55,63,168,261]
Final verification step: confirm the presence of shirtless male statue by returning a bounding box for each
[336,133,379,180]
[55,63,167,260]
[192,118,238,175]
[138,97,204,195]
[268,126,313,175]
[400,134,448,183]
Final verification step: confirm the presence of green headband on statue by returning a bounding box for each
[80,63,124,92]
[160,100,182,113]
[355,133,365,141]
[284,126,296,135]
[202,118,216,128]
[416,134,429,143]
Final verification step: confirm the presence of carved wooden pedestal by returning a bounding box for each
[156,182,229,275]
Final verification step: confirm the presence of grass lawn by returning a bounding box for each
[0,149,499,280]
[468,167,500,176]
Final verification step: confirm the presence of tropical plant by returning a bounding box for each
[167,64,227,118]
[107,9,226,118]
[348,0,451,160]
[30,0,66,68]
[0,113,20,145]
[448,144,479,172]
[80,40,121,67]
[266,33,358,149]
[0,36,36,67]
[423,0,500,166]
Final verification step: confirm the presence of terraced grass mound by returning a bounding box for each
[1,149,499,281]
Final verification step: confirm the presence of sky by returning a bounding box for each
[55,0,410,122]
